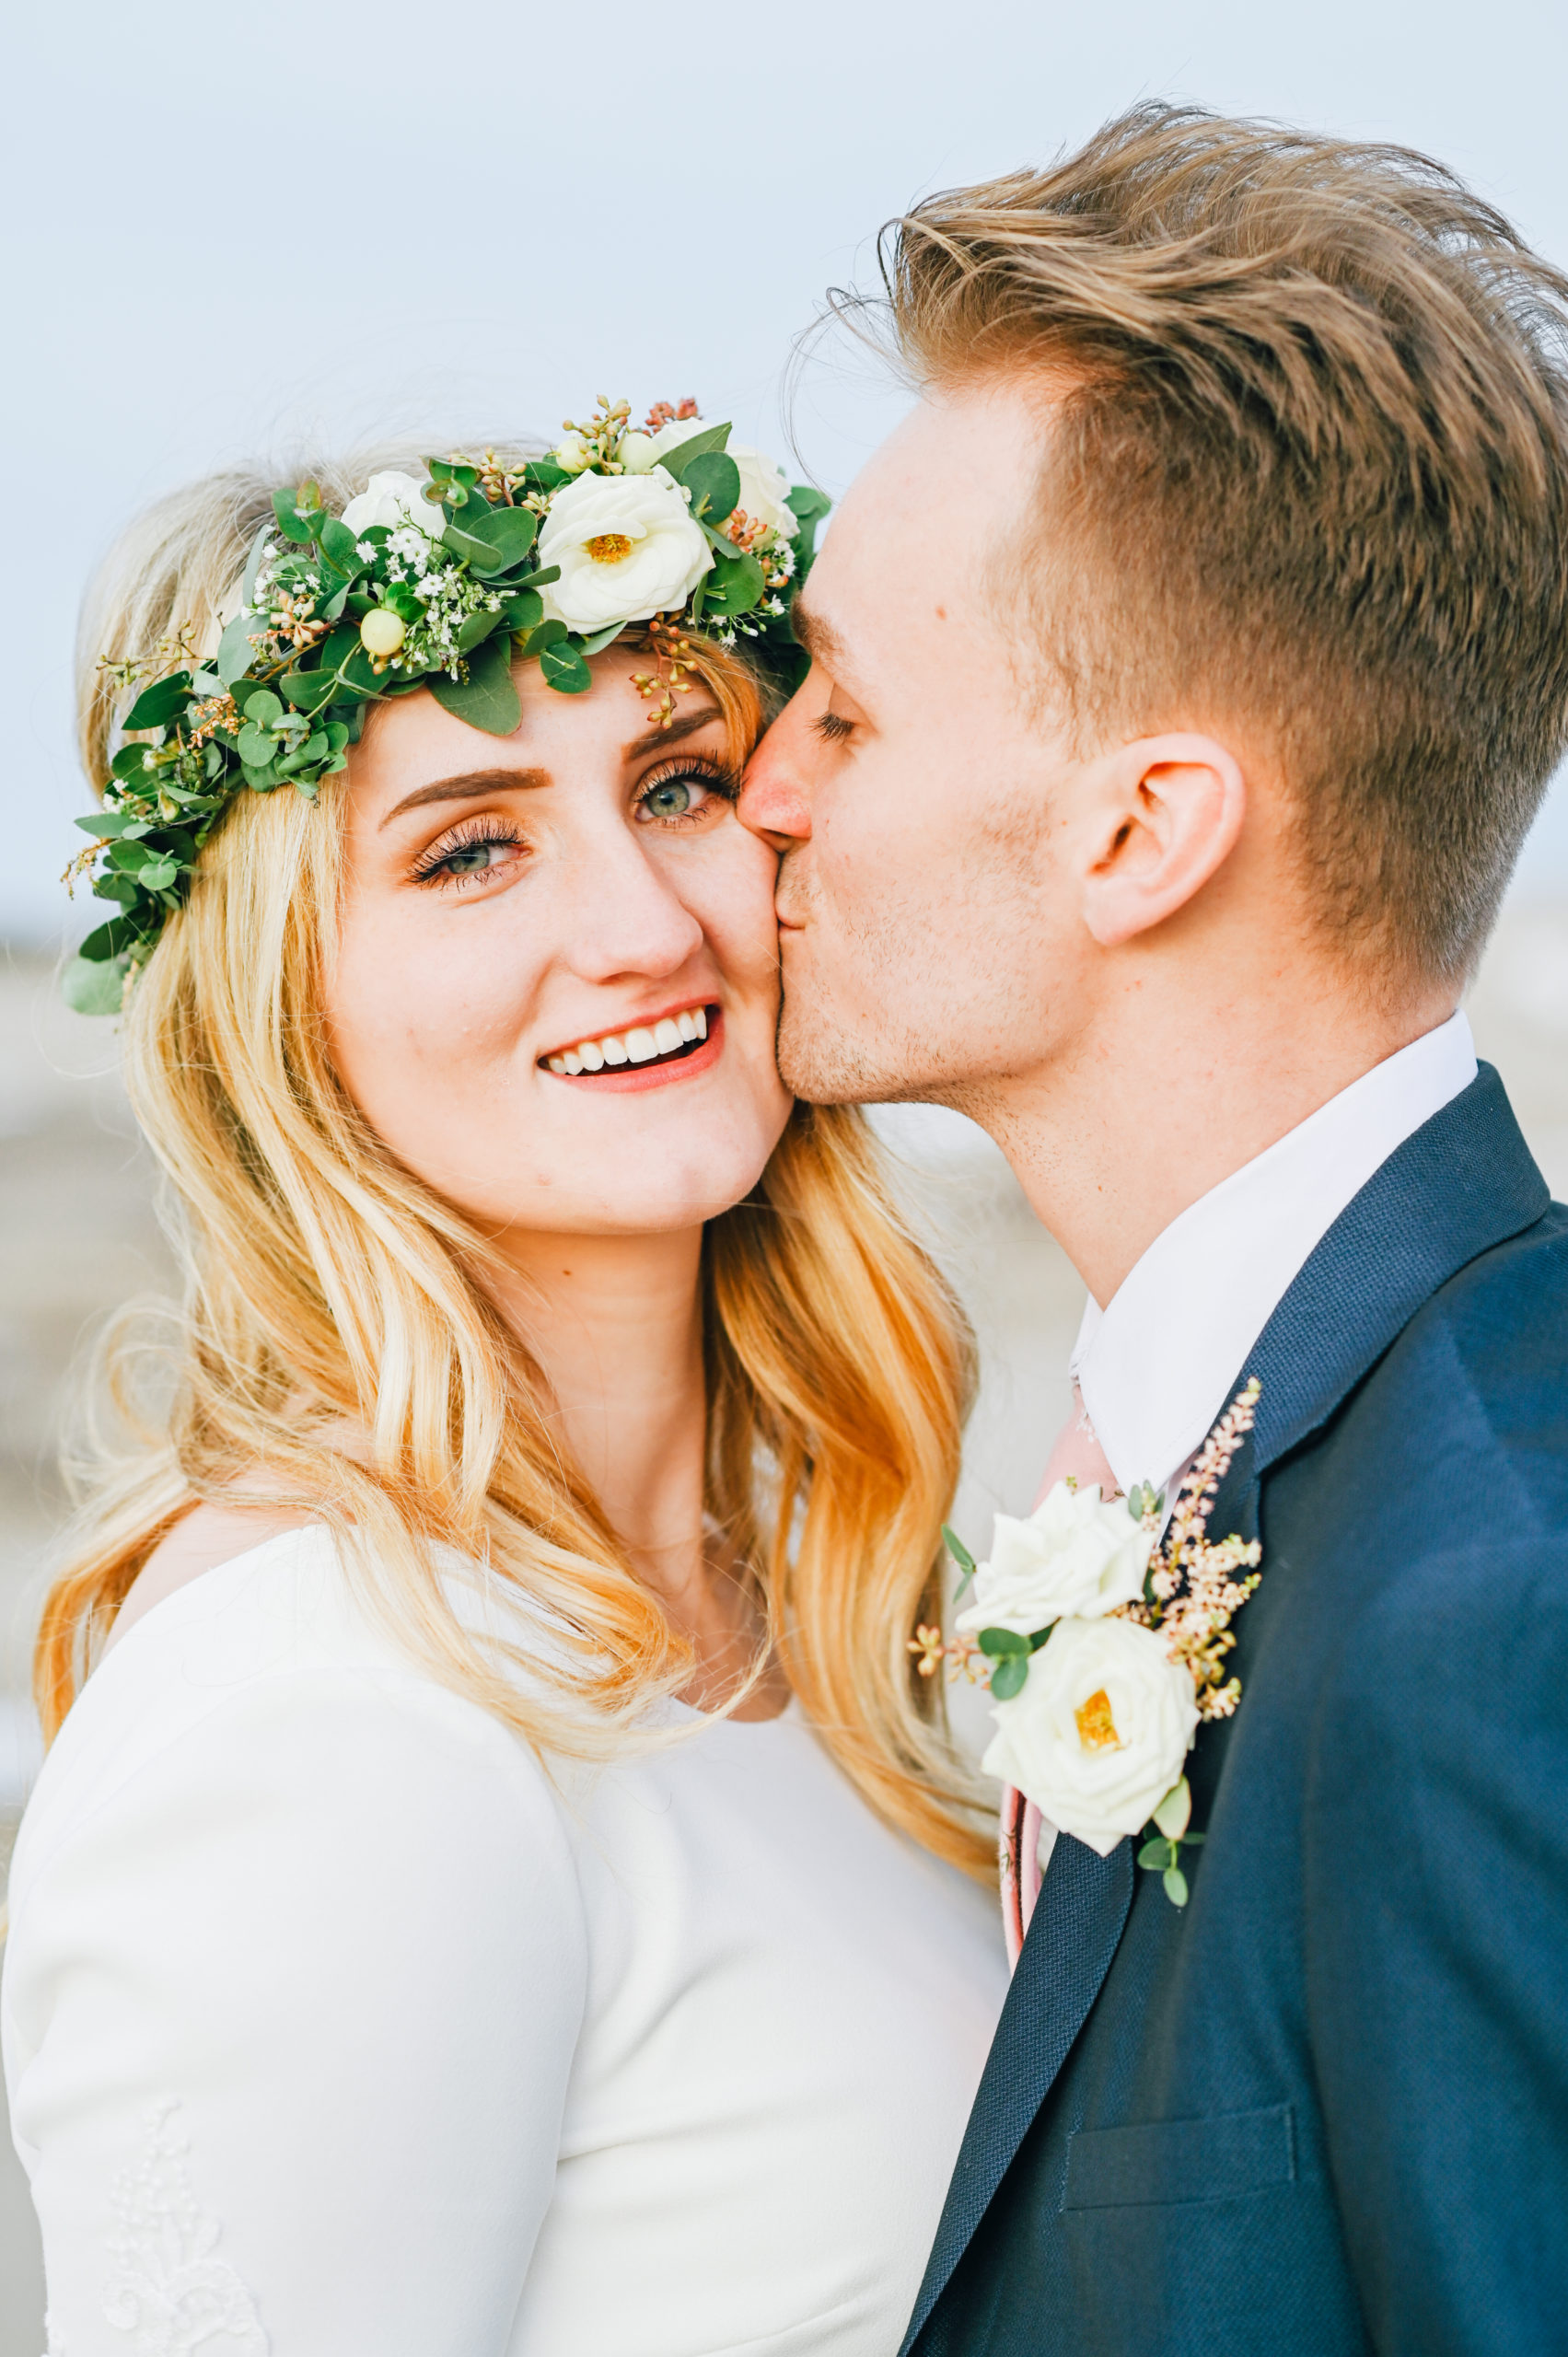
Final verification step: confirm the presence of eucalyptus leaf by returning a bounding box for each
[941,1525,977,1574]
[241,689,283,726]
[540,640,593,693]
[427,635,521,736]
[1137,1838,1176,1870]
[977,1626,1028,1656]
[319,517,364,573]
[122,672,192,732]
[280,667,339,715]
[702,548,766,618]
[785,482,831,575]
[216,610,259,687]
[271,487,315,546]
[93,873,142,905]
[1162,1867,1190,1908]
[138,860,179,892]
[502,589,544,634]
[576,622,625,656]
[110,743,155,783]
[456,607,505,653]
[989,1654,1029,1701]
[63,951,131,1015]
[237,724,273,765]
[240,517,273,607]
[520,618,569,656]
[449,505,539,575]
[77,915,147,962]
[656,422,732,481]
[682,452,740,525]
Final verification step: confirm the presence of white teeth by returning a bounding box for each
[545,1008,709,1074]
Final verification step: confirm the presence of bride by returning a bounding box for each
[2,411,1005,2353]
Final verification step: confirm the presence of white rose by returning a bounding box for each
[339,468,445,541]
[645,417,796,542]
[982,1615,1199,1857]
[957,1480,1153,1637]
[538,468,712,631]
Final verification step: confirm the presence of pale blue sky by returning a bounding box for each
[7,0,1568,938]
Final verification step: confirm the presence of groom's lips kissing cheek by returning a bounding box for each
[538,999,722,1092]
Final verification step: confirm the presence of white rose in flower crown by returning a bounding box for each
[982,1615,1199,1857]
[538,468,712,632]
[643,418,797,543]
[340,469,445,541]
[956,1480,1154,1637]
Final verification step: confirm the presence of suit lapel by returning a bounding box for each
[900,1833,1133,2351]
[1206,1062,1548,1535]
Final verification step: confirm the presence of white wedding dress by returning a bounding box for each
[2,1527,1006,2356]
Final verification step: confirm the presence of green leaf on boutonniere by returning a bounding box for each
[942,1524,977,1598]
[1137,1837,1177,1871]
[1163,1867,1190,1907]
[989,1654,1030,1701]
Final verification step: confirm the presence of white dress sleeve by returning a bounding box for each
[3,1642,587,2356]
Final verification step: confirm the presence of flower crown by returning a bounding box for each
[65,397,830,1015]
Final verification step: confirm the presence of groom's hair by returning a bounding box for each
[878,104,1568,983]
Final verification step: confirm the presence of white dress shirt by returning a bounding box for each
[1070,1012,1478,1501]
[3,1527,1005,2357]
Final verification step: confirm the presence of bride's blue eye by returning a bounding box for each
[443,842,502,873]
[635,761,737,825]
[645,779,697,819]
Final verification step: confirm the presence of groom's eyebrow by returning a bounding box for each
[790,598,853,681]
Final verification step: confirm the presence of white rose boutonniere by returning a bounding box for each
[340,469,445,541]
[981,1615,1200,1858]
[538,468,712,632]
[956,1480,1153,1637]
[918,1379,1264,1912]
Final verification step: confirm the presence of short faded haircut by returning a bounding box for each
[876,104,1568,983]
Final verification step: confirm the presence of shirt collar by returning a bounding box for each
[1070,1012,1478,1499]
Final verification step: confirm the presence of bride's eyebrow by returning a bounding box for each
[621,701,724,760]
[380,768,550,828]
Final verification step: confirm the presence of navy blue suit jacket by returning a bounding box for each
[905,1065,1568,2356]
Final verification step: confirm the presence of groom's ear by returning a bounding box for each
[1078,733,1247,947]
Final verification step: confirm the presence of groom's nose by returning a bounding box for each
[738,746,813,849]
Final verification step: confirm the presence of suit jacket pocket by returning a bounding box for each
[1063,2101,1296,2211]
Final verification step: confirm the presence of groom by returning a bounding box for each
[742,105,1568,2354]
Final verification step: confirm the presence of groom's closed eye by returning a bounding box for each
[814,712,854,744]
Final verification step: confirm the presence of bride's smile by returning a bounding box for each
[329,648,791,1238]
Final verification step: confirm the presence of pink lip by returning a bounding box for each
[542,1005,725,1094]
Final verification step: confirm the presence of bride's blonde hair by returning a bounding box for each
[38,448,993,1878]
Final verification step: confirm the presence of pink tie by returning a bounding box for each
[999,1385,1120,1968]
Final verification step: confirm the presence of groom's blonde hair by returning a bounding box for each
[38,451,993,1881]
[878,103,1568,985]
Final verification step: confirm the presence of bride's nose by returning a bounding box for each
[556,828,704,982]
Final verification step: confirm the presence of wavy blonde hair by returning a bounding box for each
[38,448,993,1879]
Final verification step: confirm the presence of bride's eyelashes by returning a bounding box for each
[633,755,740,828]
[411,816,527,892]
[813,710,854,745]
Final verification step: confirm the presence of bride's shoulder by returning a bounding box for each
[8,1518,574,1931]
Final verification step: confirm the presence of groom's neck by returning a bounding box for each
[952,959,1458,1308]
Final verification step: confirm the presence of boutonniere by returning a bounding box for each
[913,1380,1261,1910]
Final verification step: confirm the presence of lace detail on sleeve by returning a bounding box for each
[102,2101,268,2354]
